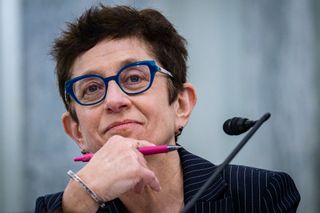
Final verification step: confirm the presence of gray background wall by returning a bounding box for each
[0,0,319,212]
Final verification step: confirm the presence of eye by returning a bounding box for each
[74,77,105,101]
[119,66,150,92]
[127,74,143,83]
[122,69,147,83]
[85,83,100,93]
[82,81,104,95]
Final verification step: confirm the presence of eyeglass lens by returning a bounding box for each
[73,64,152,104]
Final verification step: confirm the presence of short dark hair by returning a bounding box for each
[52,5,188,121]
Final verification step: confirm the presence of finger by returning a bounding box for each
[148,176,161,192]
[140,168,161,192]
[136,152,148,167]
[134,139,155,148]
[133,179,145,194]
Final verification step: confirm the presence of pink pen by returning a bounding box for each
[73,145,181,162]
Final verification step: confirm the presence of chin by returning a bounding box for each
[107,129,145,140]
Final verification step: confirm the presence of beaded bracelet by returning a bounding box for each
[67,170,106,208]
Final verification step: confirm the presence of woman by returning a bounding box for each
[36,5,300,213]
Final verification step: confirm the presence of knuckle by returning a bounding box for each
[109,135,123,141]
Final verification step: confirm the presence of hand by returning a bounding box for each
[76,135,161,202]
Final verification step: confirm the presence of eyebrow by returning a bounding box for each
[77,58,146,77]
[118,58,140,68]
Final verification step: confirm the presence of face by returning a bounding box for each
[65,37,181,153]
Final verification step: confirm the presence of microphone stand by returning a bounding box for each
[180,112,271,213]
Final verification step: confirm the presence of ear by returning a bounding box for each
[61,111,86,151]
[174,83,197,129]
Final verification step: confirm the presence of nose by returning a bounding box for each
[103,81,131,113]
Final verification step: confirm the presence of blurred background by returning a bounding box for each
[0,0,319,212]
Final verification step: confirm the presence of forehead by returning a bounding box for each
[70,37,155,77]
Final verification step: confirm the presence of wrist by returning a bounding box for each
[67,170,106,207]
[62,172,100,212]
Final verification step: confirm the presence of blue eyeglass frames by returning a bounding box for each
[64,60,173,106]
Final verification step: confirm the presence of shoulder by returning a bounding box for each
[179,147,300,212]
[222,164,300,212]
[35,191,63,213]
[222,164,283,187]
[222,164,298,194]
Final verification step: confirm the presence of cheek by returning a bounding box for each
[77,109,105,152]
[143,82,177,129]
[77,108,101,136]
[141,98,177,143]
[152,111,176,144]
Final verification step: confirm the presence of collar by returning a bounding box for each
[178,147,229,203]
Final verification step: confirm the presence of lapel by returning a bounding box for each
[179,147,233,213]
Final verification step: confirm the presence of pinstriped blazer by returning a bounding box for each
[35,147,300,212]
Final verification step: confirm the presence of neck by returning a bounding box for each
[120,150,184,213]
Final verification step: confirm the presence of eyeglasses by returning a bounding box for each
[65,60,173,106]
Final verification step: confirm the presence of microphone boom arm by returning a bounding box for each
[180,112,271,213]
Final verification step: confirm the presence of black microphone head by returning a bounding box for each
[223,117,256,135]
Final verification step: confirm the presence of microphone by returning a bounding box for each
[223,117,256,135]
[180,112,271,213]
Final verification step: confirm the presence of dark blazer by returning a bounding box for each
[35,147,300,212]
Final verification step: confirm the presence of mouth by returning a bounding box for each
[105,119,143,133]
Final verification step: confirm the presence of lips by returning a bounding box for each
[105,119,143,133]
